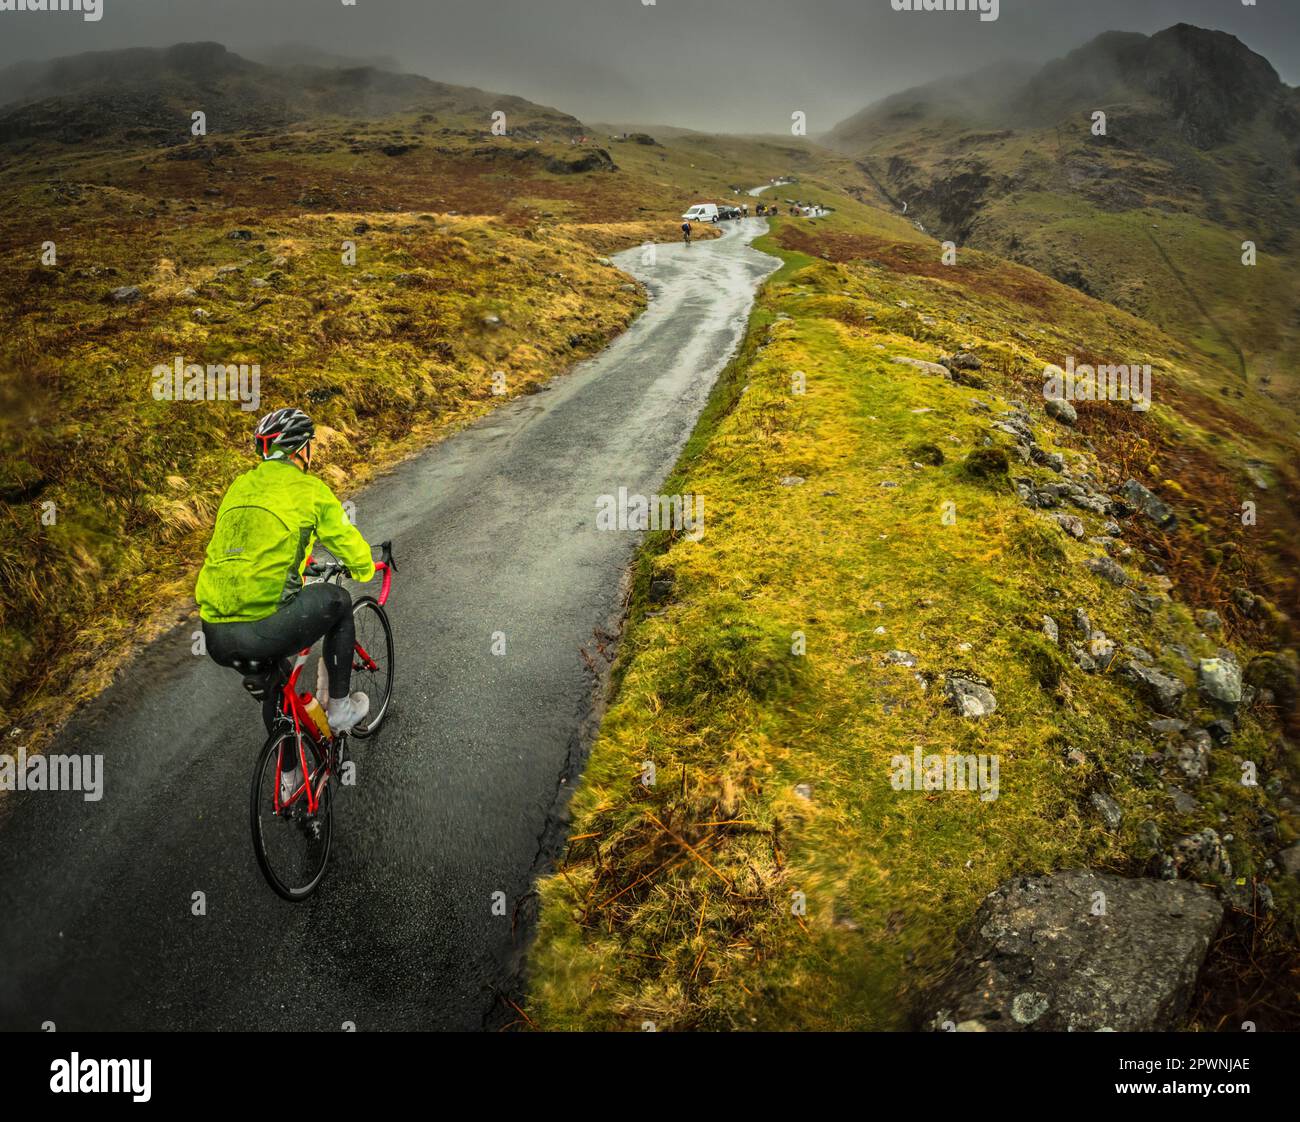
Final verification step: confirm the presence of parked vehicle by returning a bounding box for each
[681,203,720,223]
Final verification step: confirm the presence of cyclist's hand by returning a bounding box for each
[305,559,350,580]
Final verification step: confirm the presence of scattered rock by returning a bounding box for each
[1084,556,1128,586]
[1197,658,1242,707]
[1044,397,1077,426]
[885,650,917,667]
[946,351,983,371]
[918,870,1223,1031]
[942,673,997,718]
[1054,513,1085,539]
[1173,729,1212,781]
[1204,719,1233,745]
[1119,479,1177,531]
[1042,616,1059,643]
[779,475,806,487]
[891,355,951,379]
[1091,792,1123,831]
[1123,662,1187,715]
[1171,828,1232,881]
[107,285,141,303]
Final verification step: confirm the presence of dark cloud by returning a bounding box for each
[1,0,1295,132]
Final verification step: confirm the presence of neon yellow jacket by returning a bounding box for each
[195,459,375,624]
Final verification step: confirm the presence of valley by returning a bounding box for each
[0,21,1296,1036]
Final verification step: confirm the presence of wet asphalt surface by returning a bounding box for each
[0,217,778,1031]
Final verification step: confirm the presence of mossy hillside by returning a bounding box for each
[769,222,1300,632]
[526,236,1294,1030]
[845,114,1300,404]
[0,199,642,736]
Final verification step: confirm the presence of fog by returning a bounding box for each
[1,0,1296,133]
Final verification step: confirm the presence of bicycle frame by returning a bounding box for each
[271,558,393,817]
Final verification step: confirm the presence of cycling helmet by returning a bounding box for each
[252,407,314,460]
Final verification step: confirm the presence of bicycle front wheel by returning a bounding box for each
[349,596,394,738]
[250,729,333,901]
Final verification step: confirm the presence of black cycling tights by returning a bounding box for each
[203,582,355,704]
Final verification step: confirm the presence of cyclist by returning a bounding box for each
[681,220,691,244]
[195,408,376,759]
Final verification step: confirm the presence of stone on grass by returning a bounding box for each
[942,673,997,718]
[1045,397,1077,426]
[1197,658,1242,707]
[1123,661,1187,715]
[919,870,1223,1032]
[1119,479,1177,531]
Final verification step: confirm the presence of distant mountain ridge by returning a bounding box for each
[825,23,1300,392]
[0,41,584,144]
[830,25,1298,151]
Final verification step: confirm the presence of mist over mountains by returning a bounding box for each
[0,41,583,146]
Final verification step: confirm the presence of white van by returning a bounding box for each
[681,203,719,223]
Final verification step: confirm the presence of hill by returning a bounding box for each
[0,41,585,142]
[826,24,1300,401]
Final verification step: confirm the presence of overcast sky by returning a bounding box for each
[2,0,1297,133]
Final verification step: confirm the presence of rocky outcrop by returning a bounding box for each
[919,870,1223,1031]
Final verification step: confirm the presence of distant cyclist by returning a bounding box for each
[682,220,692,244]
[195,408,376,742]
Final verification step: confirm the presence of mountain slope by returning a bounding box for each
[826,24,1300,400]
[0,41,585,144]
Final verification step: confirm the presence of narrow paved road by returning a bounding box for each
[0,217,778,1031]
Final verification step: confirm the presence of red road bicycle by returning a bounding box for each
[233,540,397,900]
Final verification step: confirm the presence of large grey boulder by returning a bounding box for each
[920,870,1223,1032]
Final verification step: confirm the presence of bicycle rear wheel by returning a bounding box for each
[250,729,333,900]
[349,596,394,738]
